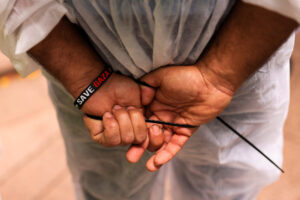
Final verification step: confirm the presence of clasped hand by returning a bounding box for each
[82,64,232,172]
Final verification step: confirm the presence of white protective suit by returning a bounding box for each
[0,0,299,200]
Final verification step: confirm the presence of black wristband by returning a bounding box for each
[74,66,113,109]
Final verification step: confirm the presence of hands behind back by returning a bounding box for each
[79,64,233,171]
[140,64,233,171]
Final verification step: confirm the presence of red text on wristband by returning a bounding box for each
[74,67,112,109]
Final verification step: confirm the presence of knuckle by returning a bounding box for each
[135,131,147,144]
[108,136,121,146]
[122,134,134,144]
[135,123,147,139]
[129,109,140,117]
[114,108,127,117]
[106,121,118,130]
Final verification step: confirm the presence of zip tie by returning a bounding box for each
[84,77,284,173]
[216,116,284,173]
[85,114,197,128]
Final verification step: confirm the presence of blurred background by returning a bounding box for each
[0,33,299,200]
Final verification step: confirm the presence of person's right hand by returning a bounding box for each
[139,65,233,171]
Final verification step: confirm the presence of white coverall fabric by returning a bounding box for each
[0,0,296,200]
[0,0,299,77]
[243,0,300,23]
[44,1,295,200]
[0,0,67,76]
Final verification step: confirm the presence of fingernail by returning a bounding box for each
[113,105,122,110]
[127,106,135,110]
[150,125,160,134]
[104,112,113,118]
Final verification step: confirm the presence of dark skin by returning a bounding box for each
[29,17,164,152]
[29,1,298,171]
[130,2,298,171]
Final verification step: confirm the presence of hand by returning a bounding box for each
[74,73,152,163]
[27,17,151,149]
[28,16,159,155]
[77,73,164,163]
[140,64,233,171]
[78,73,147,145]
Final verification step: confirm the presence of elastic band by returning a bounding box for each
[74,66,113,109]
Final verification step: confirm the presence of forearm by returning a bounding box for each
[29,17,105,97]
[198,1,298,95]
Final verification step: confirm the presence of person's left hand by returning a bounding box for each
[137,64,233,171]
[80,73,165,163]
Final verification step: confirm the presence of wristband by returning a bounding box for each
[74,66,113,109]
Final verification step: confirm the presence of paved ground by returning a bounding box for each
[0,34,299,200]
[0,70,75,200]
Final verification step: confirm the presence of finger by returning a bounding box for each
[83,115,104,143]
[145,129,172,172]
[145,115,164,152]
[140,85,156,106]
[146,155,160,172]
[126,134,149,163]
[102,112,121,146]
[112,105,135,145]
[147,125,164,152]
[154,134,189,166]
[173,117,197,137]
[140,69,163,88]
[146,142,169,172]
[127,107,147,144]
[140,69,164,106]
[162,128,173,143]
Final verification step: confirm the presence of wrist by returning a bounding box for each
[64,65,104,98]
[29,17,107,98]
[196,60,237,97]
[195,1,298,97]
[73,66,113,109]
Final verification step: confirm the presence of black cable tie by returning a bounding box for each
[216,116,284,173]
[134,79,157,89]
[84,79,284,173]
[85,114,197,128]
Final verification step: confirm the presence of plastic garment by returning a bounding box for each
[63,0,235,79]
[0,0,299,78]
[243,0,300,23]
[167,36,294,200]
[0,0,66,76]
[0,0,296,200]
[42,1,296,200]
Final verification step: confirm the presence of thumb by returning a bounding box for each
[83,115,104,143]
[140,85,155,106]
[140,68,164,106]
